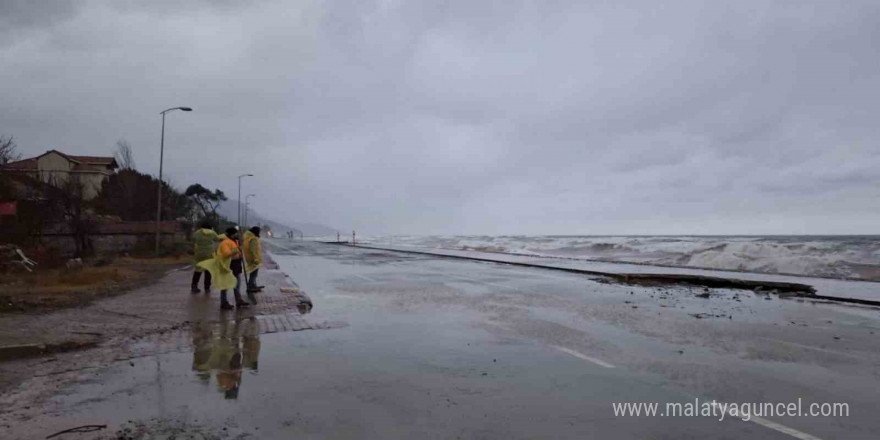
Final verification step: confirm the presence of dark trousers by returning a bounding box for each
[221,274,244,305]
[247,269,259,288]
[192,270,212,290]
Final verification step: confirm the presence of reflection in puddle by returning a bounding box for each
[188,301,313,400]
[191,318,261,399]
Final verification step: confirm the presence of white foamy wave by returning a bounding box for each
[362,235,880,281]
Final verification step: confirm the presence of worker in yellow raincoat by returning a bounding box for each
[191,222,222,293]
[243,227,263,299]
[197,227,250,310]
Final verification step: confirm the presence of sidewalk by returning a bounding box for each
[0,252,313,392]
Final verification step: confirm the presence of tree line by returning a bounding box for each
[0,137,232,256]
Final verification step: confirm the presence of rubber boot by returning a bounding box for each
[234,290,250,309]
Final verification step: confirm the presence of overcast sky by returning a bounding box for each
[2,0,880,235]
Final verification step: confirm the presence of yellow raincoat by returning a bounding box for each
[196,237,240,291]
[193,228,221,270]
[243,230,262,274]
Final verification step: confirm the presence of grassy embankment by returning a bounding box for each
[0,255,189,313]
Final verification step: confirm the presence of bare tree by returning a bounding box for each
[44,174,94,257]
[0,135,21,165]
[114,139,136,170]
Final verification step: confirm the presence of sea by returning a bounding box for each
[351,235,880,282]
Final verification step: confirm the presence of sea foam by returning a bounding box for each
[363,235,880,281]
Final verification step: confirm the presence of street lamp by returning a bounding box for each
[237,174,253,229]
[155,106,192,255]
[244,194,256,227]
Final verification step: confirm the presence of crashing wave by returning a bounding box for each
[374,235,880,281]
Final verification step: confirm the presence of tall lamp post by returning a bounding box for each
[244,194,256,228]
[155,106,192,255]
[237,175,254,287]
[237,174,253,228]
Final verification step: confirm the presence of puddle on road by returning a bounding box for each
[191,318,262,400]
[12,327,651,439]
[5,291,684,440]
[0,300,334,439]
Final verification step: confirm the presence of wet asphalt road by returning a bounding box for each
[8,240,880,439]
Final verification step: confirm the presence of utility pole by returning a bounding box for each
[244,193,255,228]
[237,174,253,228]
[236,173,253,285]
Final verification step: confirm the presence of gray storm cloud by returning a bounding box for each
[2,0,879,234]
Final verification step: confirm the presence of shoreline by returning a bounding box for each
[329,242,880,307]
[358,241,880,284]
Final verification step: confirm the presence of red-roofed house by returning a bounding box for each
[1,149,118,200]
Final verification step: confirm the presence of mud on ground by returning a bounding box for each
[0,255,190,313]
[0,252,313,394]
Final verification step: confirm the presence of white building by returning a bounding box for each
[1,149,118,200]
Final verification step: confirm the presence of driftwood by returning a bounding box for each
[613,273,816,294]
[0,244,37,272]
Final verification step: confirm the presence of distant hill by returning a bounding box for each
[216,200,335,236]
